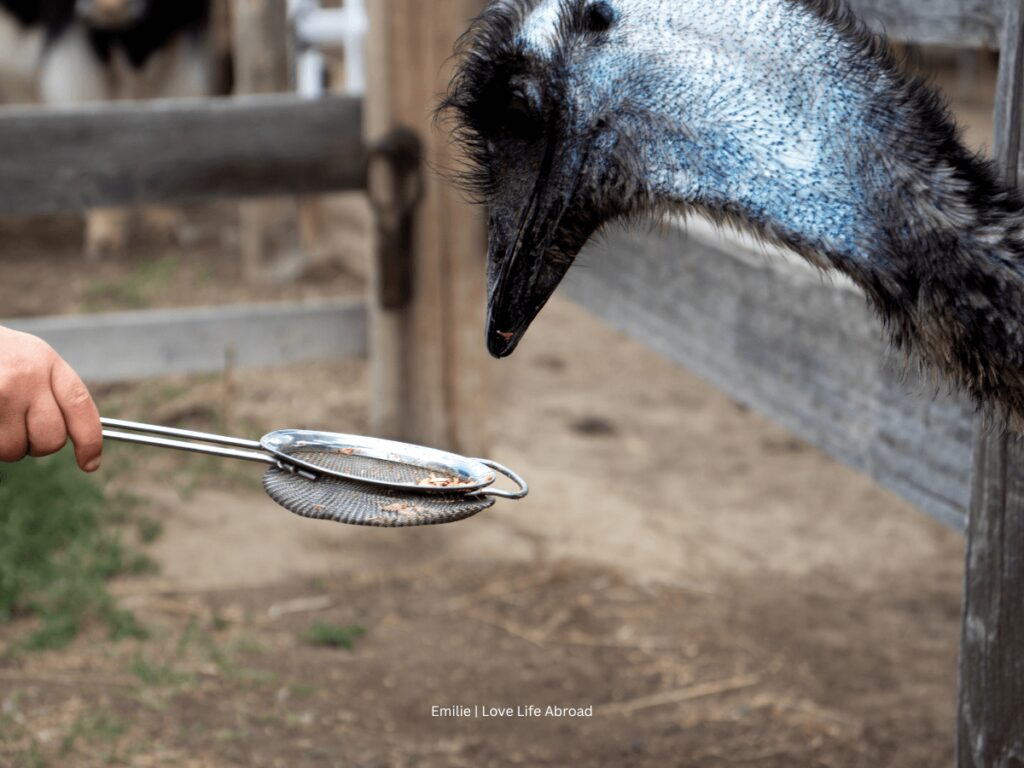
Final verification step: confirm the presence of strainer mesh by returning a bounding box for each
[283,448,467,486]
[262,467,494,528]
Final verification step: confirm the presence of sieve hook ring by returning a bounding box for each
[474,460,529,500]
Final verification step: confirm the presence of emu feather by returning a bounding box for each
[443,0,1024,423]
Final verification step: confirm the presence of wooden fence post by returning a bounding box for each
[364,0,491,454]
[232,0,307,281]
[956,2,1024,765]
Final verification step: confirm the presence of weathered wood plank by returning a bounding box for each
[365,0,492,456]
[231,0,309,281]
[563,225,974,530]
[956,1,1024,764]
[0,300,367,382]
[0,95,366,216]
[850,0,1002,49]
[365,0,413,442]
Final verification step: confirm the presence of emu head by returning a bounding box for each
[444,0,897,357]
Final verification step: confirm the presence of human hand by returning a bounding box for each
[0,326,103,471]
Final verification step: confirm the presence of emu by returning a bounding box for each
[443,0,1024,423]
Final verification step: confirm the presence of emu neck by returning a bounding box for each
[605,0,877,255]
[839,155,1024,421]
[628,0,1024,415]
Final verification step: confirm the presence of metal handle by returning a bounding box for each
[475,459,529,500]
[101,418,273,466]
[101,418,263,449]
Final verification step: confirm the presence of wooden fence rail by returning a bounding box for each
[0,95,365,215]
[564,225,975,530]
[850,0,1003,48]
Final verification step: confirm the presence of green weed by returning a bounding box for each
[82,256,180,312]
[300,622,365,651]
[13,742,46,768]
[135,517,163,544]
[59,710,127,758]
[0,450,149,651]
[130,652,191,688]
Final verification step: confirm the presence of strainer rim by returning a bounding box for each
[260,429,498,492]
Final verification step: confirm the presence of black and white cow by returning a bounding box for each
[0,0,218,257]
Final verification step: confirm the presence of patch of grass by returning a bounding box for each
[175,617,236,676]
[130,652,191,688]
[102,494,134,526]
[135,516,163,544]
[287,681,318,699]
[215,728,248,743]
[232,636,266,655]
[0,712,25,745]
[165,619,274,686]
[175,617,202,659]
[82,255,181,311]
[210,610,230,633]
[124,553,159,577]
[235,667,276,686]
[59,710,127,758]
[0,450,149,651]
[300,622,365,651]
[13,742,46,768]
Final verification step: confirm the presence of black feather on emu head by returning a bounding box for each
[442,0,652,357]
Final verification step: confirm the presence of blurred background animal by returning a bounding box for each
[0,0,230,258]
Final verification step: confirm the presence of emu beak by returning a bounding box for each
[485,145,590,358]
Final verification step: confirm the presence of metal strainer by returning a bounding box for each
[100,418,528,527]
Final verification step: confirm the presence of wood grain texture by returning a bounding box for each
[850,0,1002,48]
[957,431,1024,767]
[0,95,366,216]
[563,225,975,530]
[365,0,413,443]
[956,2,1024,765]
[365,0,492,456]
[231,0,308,282]
[231,0,290,95]
[1,300,367,382]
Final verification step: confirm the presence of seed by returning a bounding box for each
[417,474,472,488]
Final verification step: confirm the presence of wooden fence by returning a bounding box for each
[0,0,1020,764]
[564,223,977,530]
[567,0,1024,764]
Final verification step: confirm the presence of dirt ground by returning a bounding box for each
[0,199,966,768]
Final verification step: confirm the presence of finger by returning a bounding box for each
[50,357,102,472]
[26,394,68,457]
[0,411,28,463]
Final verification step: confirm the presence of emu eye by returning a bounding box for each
[505,93,532,136]
[502,83,543,140]
[584,1,616,33]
